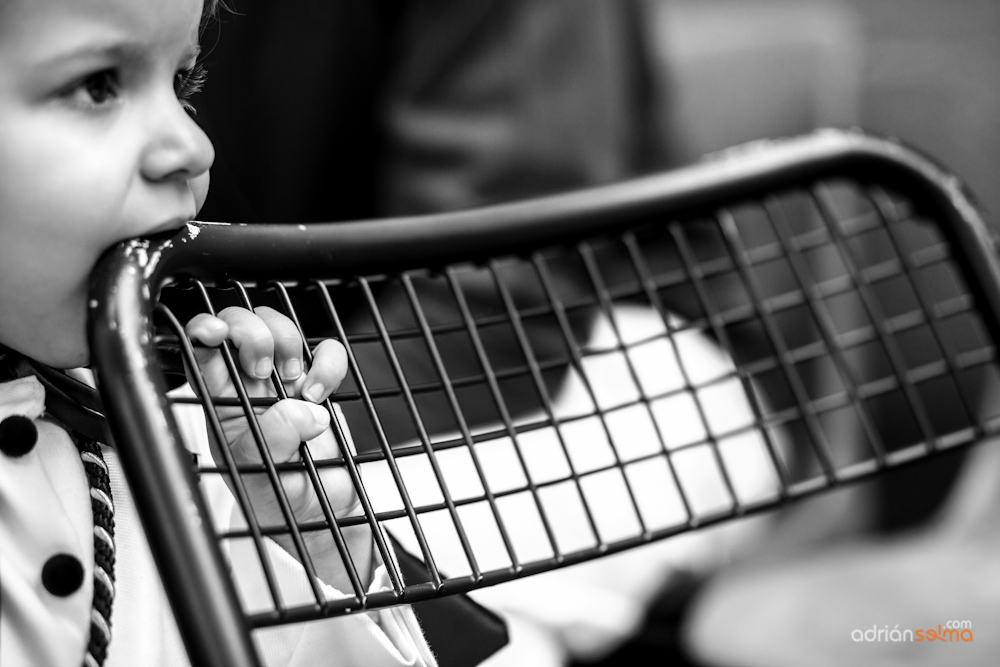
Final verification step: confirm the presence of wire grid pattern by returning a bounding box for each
[156,177,999,628]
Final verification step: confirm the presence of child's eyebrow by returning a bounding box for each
[40,41,201,69]
[40,42,146,68]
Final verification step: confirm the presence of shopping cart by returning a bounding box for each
[85,128,1000,667]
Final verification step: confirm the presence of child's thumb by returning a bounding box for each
[231,398,331,464]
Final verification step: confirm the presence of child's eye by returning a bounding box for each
[175,63,208,112]
[66,70,120,107]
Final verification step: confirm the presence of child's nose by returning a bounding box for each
[140,97,215,185]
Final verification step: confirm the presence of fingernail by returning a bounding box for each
[310,404,331,427]
[282,359,302,380]
[303,383,326,403]
[254,357,273,379]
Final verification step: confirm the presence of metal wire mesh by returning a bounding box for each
[87,131,1000,666]
[150,174,1000,629]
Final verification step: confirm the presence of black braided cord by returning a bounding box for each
[75,434,116,667]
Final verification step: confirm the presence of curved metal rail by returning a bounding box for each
[88,129,1000,667]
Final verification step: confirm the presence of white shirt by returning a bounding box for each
[0,376,437,667]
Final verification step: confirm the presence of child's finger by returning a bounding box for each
[215,306,276,380]
[300,339,348,403]
[231,398,331,464]
[183,314,233,396]
[185,313,230,357]
[253,307,306,382]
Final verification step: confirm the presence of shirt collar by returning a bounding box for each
[0,375,46,421]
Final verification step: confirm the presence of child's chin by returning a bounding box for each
[34,312,91,368]
[27,340,89,369]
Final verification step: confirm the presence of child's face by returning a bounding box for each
[0,0,214,367]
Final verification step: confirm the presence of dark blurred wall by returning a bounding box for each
[197,1,405,223]
[196,0,658,224]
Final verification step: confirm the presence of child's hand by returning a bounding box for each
[184,307,367,589]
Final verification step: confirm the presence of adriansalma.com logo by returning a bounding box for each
[852,621,974,644]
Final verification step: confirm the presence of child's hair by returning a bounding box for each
[202,0,223,28]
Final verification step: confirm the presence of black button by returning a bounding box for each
[0,415,38,457]
[42,554,85,597]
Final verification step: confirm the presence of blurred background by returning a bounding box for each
[655,0,1000,222]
